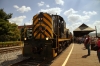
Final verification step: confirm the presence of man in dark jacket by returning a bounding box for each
[85,35,91,56]
[97,36,100,63]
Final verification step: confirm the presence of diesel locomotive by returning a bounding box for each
[23,12,72,60]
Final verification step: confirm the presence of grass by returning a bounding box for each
[0,41,23,47]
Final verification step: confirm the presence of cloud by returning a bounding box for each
[67,14,90,23]
[67,20,100,34]
[38,1,50,8]
[83,11,97,16]
[25,20,32,25]
[9,16,26,25]
[93,21,100,33]
[14,5,31,13]
[14,5,19,9]
[81,15,90,22]
[55,0,64,5]
[66,22,82,33]
[68,14,81,22]
[64,8,81,22]
[85,21,100,33]
[64,8,97,23]
[46,5,50,8]
[39,7,62,15]
[38,1,44,6]
[64,8,78,16]
[64,8,98,33]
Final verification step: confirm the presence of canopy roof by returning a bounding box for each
[73,23,95,37]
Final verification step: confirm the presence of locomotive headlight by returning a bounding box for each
[24,38,26,40]
[46,37,49,40]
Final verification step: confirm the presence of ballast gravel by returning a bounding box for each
[0,50,28,66]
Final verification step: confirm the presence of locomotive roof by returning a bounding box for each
[33,12,65,21]
[33,12,66,23]
[51,14,64,21]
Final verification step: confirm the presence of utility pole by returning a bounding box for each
[95,26,97,37]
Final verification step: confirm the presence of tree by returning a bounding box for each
[0,21,10,41]
[8,23,20,41]
[0,9,12,21]
[0,9,20,41]
[20,24,27,41]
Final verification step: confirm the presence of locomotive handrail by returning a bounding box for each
[58,39,70,42]
[53,32,57,36]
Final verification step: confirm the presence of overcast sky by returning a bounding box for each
[0,0,100,33]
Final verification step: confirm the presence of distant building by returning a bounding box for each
[18,25,33,30]
[18,25,33,40]
[73,23,95,37]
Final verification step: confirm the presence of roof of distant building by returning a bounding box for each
[18,25,32,29]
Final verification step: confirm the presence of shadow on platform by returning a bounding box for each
[82,55,90,58]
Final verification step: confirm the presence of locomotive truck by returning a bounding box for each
[23,12,72,60]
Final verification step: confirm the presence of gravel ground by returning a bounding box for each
[0,50,28,66]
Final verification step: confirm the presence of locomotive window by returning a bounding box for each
[29,34,32,36]
[59,20,60,23]
[38,18,40,20]
[41,18,42,20]
[38,18,43,20]
[29,30,32,32]
[29,28,32,29]
[52,16,55,20]
[62,21,63,23]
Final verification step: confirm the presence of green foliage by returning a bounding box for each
[0,22,10,35]
[0,9,20,42]
[0,9,12,21]
[0,41,23,47]
[0,41,22,45]
[20,24,27,41]
[8,23,21,41]
[0,22,20,41]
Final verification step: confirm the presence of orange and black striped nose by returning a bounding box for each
[33,12,53,39]
[38,26,46,32]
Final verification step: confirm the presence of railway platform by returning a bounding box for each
[50,43,100,66]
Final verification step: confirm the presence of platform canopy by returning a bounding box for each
[73,23,95,37]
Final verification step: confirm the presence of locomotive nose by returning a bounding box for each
[39,26,46,31]
[38,12,43,18]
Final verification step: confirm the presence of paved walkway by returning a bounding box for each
[50,43,100,66]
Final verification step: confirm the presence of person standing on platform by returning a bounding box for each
[91,37,95,50]
[84,36,86,49]
[84,35,91,56]
[96,36,100,63]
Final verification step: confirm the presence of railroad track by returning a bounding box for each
[10,58,52,66]
[0,46,22,53]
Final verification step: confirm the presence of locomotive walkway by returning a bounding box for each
[50,43,100,66]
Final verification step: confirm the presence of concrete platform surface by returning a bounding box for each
[50,43,100,66]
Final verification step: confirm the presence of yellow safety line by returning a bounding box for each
[62,43,74,66]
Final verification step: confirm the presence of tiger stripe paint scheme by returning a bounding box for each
[33,12,53,39]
